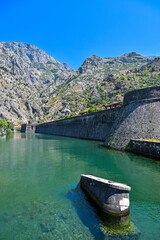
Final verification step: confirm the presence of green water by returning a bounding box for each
[0,133,160,240]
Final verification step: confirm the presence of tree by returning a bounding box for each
[0,119,8,129]
[7,121,14,130]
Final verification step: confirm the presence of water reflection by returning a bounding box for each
[0,133,160,239]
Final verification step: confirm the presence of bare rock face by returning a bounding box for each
[0,41,159,123]
[0,41,76,123]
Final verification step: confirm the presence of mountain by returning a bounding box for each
[46,52,151,118]
[0,41,159,123]
[0,41,76,122]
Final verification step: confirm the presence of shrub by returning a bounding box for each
[0,119,8,129]
[87,108,100,113]
[6,129,12,134]
[0,119,14,135]
[64,115,70,119]
[69,113,76,117]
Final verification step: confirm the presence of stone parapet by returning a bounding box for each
[123,86,160,105]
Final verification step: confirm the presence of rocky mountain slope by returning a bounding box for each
[0,41,75,122]
[0,41,159,123]
[46,52,152,118]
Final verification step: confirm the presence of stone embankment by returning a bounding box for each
[128,139,160,159]
[22,86,160,158]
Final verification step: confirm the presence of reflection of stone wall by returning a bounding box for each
[128,140,160,158]
[104,87,160,150]
[36,108,121,141]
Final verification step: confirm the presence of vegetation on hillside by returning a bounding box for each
[0,42,159,123]
[46,56,160,119]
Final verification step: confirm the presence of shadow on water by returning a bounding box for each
[66,184,140,240]
[66,183,105,240]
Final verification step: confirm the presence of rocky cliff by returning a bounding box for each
[0,41,159,123]
[0,41,75,123]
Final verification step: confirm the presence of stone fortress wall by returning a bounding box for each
[104,86,160,151]
[22,86,160,158]
[35,107,121,141]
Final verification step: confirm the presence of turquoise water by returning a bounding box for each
[0,133,160,239]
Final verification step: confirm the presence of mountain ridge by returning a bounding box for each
[0,41,159,123]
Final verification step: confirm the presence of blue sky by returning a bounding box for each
[0,0,160,69]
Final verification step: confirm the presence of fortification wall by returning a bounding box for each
[22,86,160,157]
[35,108,121,141]
[104,87,160,150]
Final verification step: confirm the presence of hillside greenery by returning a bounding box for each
[46,57,160,119]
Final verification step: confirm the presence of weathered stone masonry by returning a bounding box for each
[128,140,160,159]
[104,86,160,152]
[80,174,131,217]
[35,108,121,141]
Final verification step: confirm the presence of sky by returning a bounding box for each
[0,0,160,69]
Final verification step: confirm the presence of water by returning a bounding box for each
[0,133,160,239]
